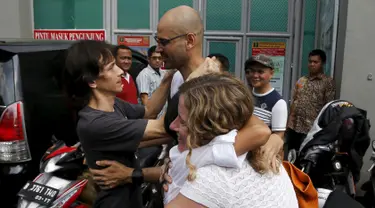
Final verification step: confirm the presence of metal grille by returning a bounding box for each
[250,0,289,32]
[159,0,193,19]
[206,0,242,31]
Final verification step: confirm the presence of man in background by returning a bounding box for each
[136,46,167,118]
[286,49,335,155]
[208,53,230,72]
[244,54,288,158]
[114,45,138,104]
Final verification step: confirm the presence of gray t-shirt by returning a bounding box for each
[77,98,147,208]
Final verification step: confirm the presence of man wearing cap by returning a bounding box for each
[244,54,288,157]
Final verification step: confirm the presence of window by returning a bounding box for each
[206,0,242,31]
[159,0,193,19]
[117,0,150,29]
[208,41,237,74]
[0,55,15,106]
[250,0,289,32]
[33,0,103,29]
[301,0,317,76]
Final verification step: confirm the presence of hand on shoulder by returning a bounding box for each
[186,57,220,81]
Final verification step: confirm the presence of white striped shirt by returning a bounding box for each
[253,88,288,132]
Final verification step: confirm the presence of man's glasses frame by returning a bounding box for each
[154,34,187,47]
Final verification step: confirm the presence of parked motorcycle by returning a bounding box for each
[291,100,370,207]
[359,140,375,208]
[17,139,168,208]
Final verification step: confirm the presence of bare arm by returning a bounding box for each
[234,115,271,156]
[273,131,285,139]
[90,161,165,189]
[143,116,169,140]
[166,194,207,208]
[143,167,163,183]
[271,132,285,157]
[144,71,175,119]
[139,137,172,148]
[140,93,149,106]
[186,58,220,81]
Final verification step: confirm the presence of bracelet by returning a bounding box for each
[132,168,144,185]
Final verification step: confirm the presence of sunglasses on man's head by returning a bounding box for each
[154,34,187,47]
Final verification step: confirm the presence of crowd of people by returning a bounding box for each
[64,5,336,208]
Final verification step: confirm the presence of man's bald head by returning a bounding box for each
[156,6,205,72]
[158,6,203,41]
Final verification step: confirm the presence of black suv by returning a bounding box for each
[0,40,147,206]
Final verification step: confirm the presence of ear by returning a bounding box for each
[186,33,196,50]
[88,80,97,89]
[269,69,275,78]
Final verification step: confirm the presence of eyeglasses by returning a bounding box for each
[154,34,187,47]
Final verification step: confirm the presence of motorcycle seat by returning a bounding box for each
[138,146,163,168]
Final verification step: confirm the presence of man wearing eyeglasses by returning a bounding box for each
[154,6,285,206]
[90,6,283,205]
[136,46,167,118]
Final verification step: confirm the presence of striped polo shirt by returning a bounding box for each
[253,88,288,132]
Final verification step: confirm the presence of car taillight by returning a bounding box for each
[0,101,31,163]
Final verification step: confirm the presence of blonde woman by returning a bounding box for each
[165,73,298,208]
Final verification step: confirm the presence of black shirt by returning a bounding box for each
[164,92,180,141]
[77,98,148,208]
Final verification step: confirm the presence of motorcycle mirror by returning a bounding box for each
[51,135,59,144]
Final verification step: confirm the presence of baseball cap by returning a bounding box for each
[250,54,274,69]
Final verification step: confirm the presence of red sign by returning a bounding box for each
[117,36,150,47]
[33,29,106,41]
[251,42,286,56]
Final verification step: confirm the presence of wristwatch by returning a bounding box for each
[132,168,144,185]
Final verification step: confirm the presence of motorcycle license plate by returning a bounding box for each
[17,181,59,206]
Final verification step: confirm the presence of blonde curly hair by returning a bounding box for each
[179,73,271,181]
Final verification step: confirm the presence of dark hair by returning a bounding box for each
[113,45,131,58]
[309,49,327,63]
[244,57,253,71]
[64,40,114,105]
[147,45,158,57]
[207,53,230,71]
